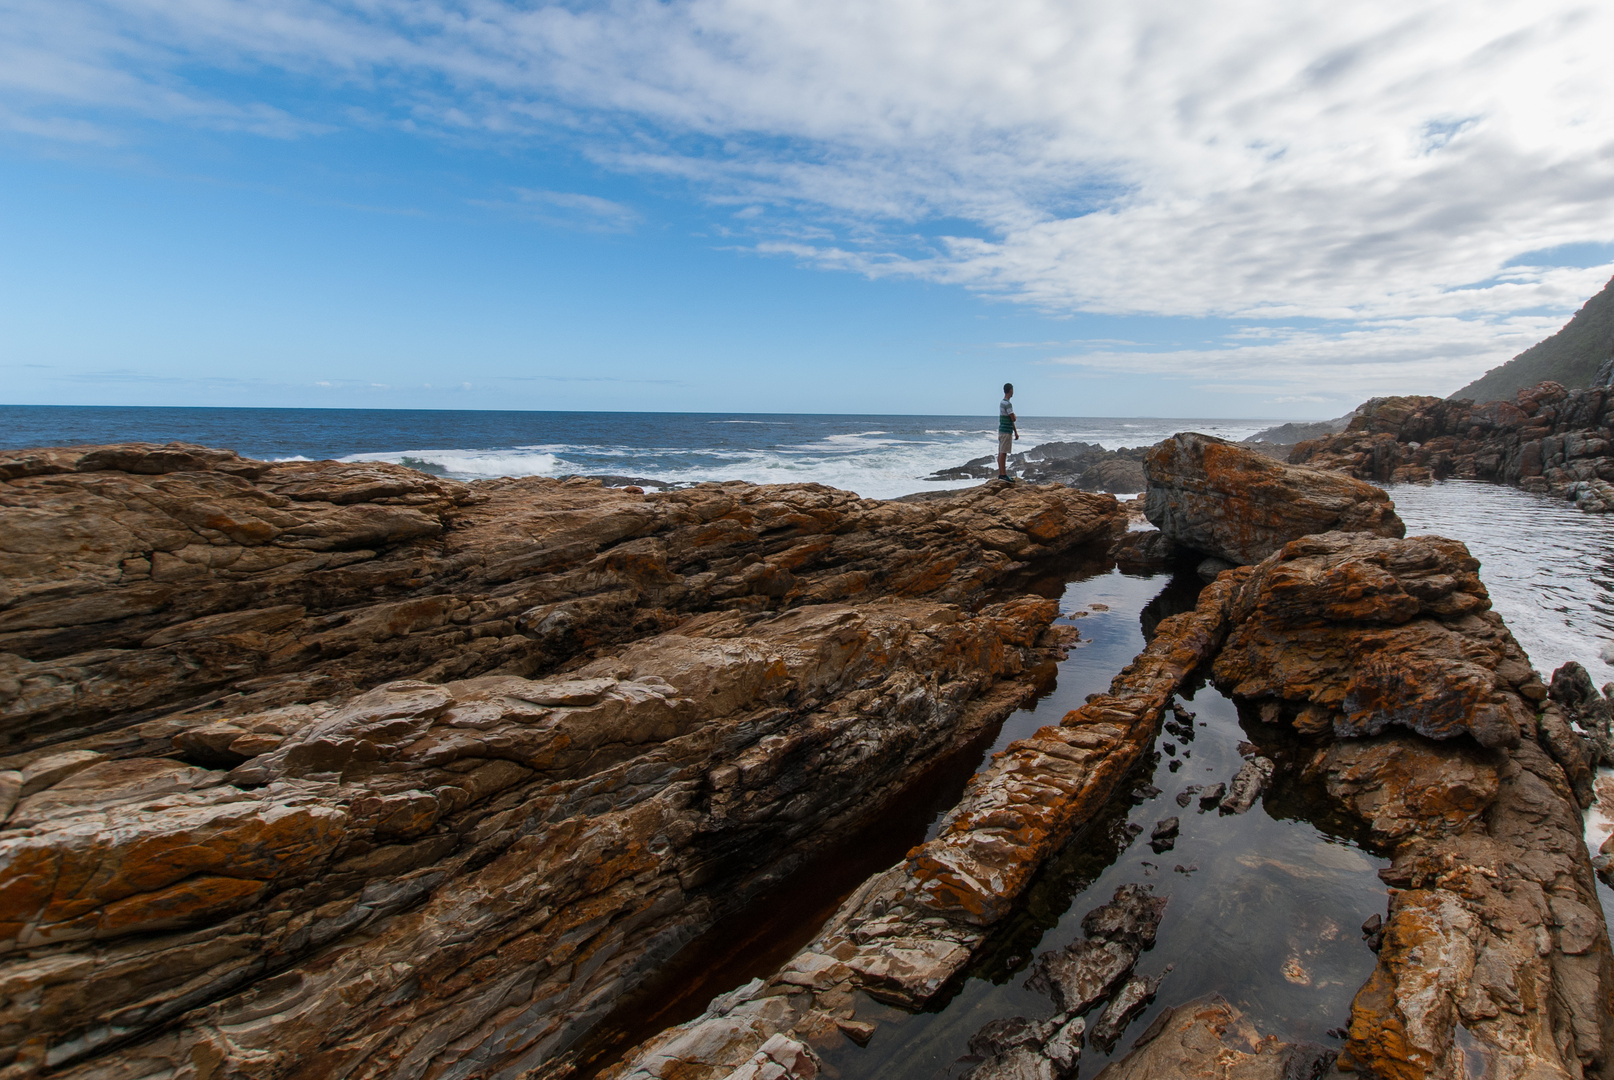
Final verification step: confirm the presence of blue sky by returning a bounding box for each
[4,1,1614,419]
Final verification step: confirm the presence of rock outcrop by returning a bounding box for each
[925,441,1149,494]
[1292,382,1614,511]
[599,517,1614,1079]
[0,443,1127,1079]
[1142,432,1405,564]
[1212,532,1614,1079]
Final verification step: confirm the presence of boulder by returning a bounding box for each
[1143,432,1404,564]
[1213,532,1530,749]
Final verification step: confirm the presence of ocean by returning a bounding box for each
[0,405,1276,501]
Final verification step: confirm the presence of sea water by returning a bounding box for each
[0,405,1273,502]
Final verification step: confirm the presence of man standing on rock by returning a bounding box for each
[997,382,1019,481]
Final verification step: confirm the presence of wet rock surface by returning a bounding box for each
[1142,433,1405,565]
[0,442,1127,1079]
[1096,995,1335,1079]
[1291,381,1614,512]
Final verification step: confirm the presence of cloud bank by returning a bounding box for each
[6,0,1614,403]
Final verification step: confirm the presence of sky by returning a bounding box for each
[3,1,1614,419]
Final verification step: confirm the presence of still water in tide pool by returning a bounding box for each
[820,481,1614,1076]
[818,567,1388,1079]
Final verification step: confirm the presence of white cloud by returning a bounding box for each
[482,187,641,231]
[6,0,1614,398]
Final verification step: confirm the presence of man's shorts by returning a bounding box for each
[998,432,1013,455]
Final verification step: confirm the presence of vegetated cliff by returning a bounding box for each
[1291,379,1614,511]
[0,442,1126,1079]
[1451,274,1614,404]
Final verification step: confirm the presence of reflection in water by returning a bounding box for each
[1388,480,1614,685]
[819,667,1387,1079]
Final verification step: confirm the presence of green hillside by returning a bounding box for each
[1450,274,1614,402]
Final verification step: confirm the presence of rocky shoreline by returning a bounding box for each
[4,438,1614,1079]
[1291,365,1614,513]
[0,443,1120,1078]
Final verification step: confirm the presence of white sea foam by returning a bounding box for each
[335,417,1276,501]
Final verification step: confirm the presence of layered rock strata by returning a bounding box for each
[1,443,1116,757]
[1292,382,1614,511]
[597,569,1242,1079]
[1142,433,1405,565]
[0,443,1127,1079]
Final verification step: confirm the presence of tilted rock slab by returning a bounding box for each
[597,571,1241,1080]
[0,441,1121,756]
[1143,432,1405,564]
[1213,531,1614,1079]
[0,443,1128,1079]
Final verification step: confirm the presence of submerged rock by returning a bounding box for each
[1143,432,1405,565]
[1100,994,1338,1078]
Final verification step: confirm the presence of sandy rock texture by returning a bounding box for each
[1142,433,1405,565]
[1291,382,1614,511]
[1213,531,1614,1079]
[0,443,1126,1080]
[597,570,1240,1080]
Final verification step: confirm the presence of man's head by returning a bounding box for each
[1003,382,1014,398]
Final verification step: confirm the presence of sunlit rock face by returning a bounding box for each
[0,442,1126,1079]
[1142,432,1404,565]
